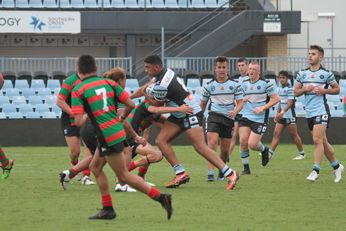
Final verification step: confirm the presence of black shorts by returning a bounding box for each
[61,115,80,137]
[238,117,267,135]
[206,112,234,138]
[167,111,204,130]
[126,137,140,159]
[234,114,242,122]
[80,122,98,154]
[277,117,297,126]
[99,140,126,157]
[307,114,330,131]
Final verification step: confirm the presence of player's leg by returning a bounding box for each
[269,123,285,158]
[105,148,173,220]
[306,124,325,181]
[206,131,220,181]
[80,143,95,185]
[287,124,305,160]
[322,131,344,183]
[65,135,81,166]
[229,121,239,157]
[129,143,163,170]
[238,126,251,174]
[0,145,14,179]
[186,127,239,190]
[218,137,231,180]
[248,131,269,167]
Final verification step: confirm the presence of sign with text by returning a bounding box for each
[0,11,80,33]
[263,13,281,33]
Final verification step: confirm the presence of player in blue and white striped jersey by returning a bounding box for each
[200,56,244,181]
[269,70,305,160]
[294,45,344,183]
[238,61,279,175]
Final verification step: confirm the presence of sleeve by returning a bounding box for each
[287,87,294,100]
[326,71,337,85]
[71,88,84,115]
[58,77,73,101]
[115,83,130,104]
[234,82,243,100]
[295,71,302,84]
[266,81,276,96]
[200,84,210,102]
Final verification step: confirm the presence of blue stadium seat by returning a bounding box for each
[165,0,178,8]
[42,112,59,119]
[47,80,61,90]
[35,104,50,113]
[71,0,85,8]
[12,96,27,105]
[7,112,24,119]
[205,0,217,8]
[15,80,30,89]
[16,0,30,8]
[186,78,201,88]
[124,0,137,8]
[201,78,212,86]
[189,0,205,8]
[44,95,57,105]
[98,0,112,7]
[5,88,20,98]
[58,0,71,8]
[2,104,17,114]
[25,112,42,119]
[36,88,53,97]
[326,94,341,103]
[85,0,99,7]
[330,109,344,117]
[52,88,61,95]
[0,96,10,105]
[43,0,58,8]
[30,0,44,8]
[2,80,13,90]
[1,0,15,8]
[21,88,36,98]
[0,112,6,119]
[31,79,46,89]
[19,104,34,114]
[218,0,229,8]
[137,0,146,8]
[151,0,165,8]
[190,86,202,95]
[339,79,346,88]
[28,95,43,105]
[51,104,62,114]
[125,79,139,89]
[112,0,125,8]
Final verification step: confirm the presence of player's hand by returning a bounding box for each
[304,85,314,92]
[253,106,265,114]
[313,87,325,95]
[179,104,193,114]
[228,110,235,119]
[135,136,147,147]
[275,111,283,121]
[82,114,89,123]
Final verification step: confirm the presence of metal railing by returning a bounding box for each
[0,57,132,77]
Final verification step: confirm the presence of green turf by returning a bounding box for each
[1,145,346,231]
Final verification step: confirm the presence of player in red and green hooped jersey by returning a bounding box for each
[57,71,94,185]
[70,55,173,220]
[0,73,14,179]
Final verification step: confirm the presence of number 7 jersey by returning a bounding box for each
[71,76,130,147]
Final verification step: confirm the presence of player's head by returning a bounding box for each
[278,70,289,86]
[104,67,127,88]
[144,55,163,78]
[248,61,260,79]
[214,56,228,79]
[237,57,248,76]
[77,54,97,77]
[309,45,324,66]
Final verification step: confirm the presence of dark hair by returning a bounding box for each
[237,57,248,64]
[77,55,97,74]
[215,56,227,64]
[103,67,126,83]
[144,55,163,66]
[278,70,288,78]
[310,45,324,56]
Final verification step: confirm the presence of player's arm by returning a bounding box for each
[0,72,4,90]
[56,78,74,115]
[229,99,244,119]
[56,96,73,115]
[294,82,314,97]
[71,90,85,127]
[130,85,146,99]
[254,93,279,114]
[200,100,208,113]
[147,104,193,114]
[314,82,340,96]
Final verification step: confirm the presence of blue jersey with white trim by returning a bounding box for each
[278,85,295,119]
[241,78,276,123]
[296,66,336,118]
[237,75,249,115]
[201,78,243,118]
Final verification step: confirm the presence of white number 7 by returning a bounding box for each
[95,88,109,112]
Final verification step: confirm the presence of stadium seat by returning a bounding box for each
[25,112,42,119]
[268,79,277,88]
[205,0,217,8]
[165,0,178,8]
[17,71,33,85]
[125,79,140,89]
[0,96,10,105]
[218,0,229,7]
[58,0,71,8]
[189,0,205,8]
[4,88,20,98]
[178,0,188,8]
[51,104,62,114]
[201,78,212,86]
[1,0,15,8]
[18,104,34,114]
[42,112,59,119]
[36,88,53,97]
[52,71,66,84]
[2,104,17,114]
[44,95,57,105]
[151,0,165,8]
[190,86,202,95]
[123,0,136,8]
[332,71,341,83]
[341,71,346,79]
[330,109,344,117]
[15,80,30,89]
[326,94,341,103]
[0,112,6,119]
[43,0,58,7]
[7,112,24,119]
[137,0,146,8]
[232,71,240,80]
[30,0,44,8]
[200,73,214,80]
[15,0,30,7]
[1,80,13,90]
[98,0,112,8]
[264,70,277,80]
[28,95,43,105]
[339,79,346,88]
[85,0,99,8]
[21,88,36,98]
[31,79,46,89]
[2,71,16,84]
[33,71,49,84]
[11,96,27,105]
[71,0,85,8]
[35,104,50,113]
[47,80,61,90]
[186,78,201,88]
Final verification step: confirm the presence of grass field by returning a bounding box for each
[1,145,346,231]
